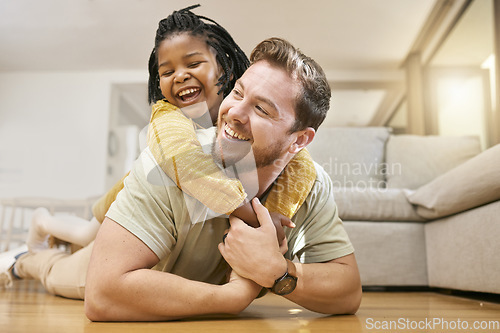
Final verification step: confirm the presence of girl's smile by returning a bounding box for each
[157,33,224,124]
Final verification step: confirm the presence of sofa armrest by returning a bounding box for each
[406,144,500,219]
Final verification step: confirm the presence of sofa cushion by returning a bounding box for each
[385,135,481,189]
[334,187,425,221]
[406,143,500,219]
[307,127,391,188]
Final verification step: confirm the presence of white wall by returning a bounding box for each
[0,70,147,199]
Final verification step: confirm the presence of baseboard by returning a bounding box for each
[362,285,500,304]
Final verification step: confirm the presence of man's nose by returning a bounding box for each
[226,102,249,124]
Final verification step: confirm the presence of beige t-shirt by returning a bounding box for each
[106,128,354,285]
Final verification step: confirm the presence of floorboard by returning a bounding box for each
[1,280,500,332]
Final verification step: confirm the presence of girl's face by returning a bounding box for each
[157,33,223,124]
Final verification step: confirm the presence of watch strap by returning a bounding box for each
[270,259,298,295]
[284,259,296,278]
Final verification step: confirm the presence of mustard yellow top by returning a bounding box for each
[92,100,316,222]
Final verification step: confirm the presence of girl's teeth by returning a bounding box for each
[178,88,199,97]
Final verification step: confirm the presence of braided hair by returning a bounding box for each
[148,4,249,104]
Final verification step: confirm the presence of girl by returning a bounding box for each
[31,4,316,252]
[2,5,316,298]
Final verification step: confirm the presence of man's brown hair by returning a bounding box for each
[250,37,331,133]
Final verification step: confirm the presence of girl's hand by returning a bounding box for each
[268,212,295,254]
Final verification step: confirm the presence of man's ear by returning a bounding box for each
[288,127,315,154]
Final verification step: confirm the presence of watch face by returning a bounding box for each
[273,277,297,295]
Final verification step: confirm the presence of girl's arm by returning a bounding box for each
[148,101,246,215]
[148,101,308,239]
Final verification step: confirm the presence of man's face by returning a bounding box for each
[213,60,300,168]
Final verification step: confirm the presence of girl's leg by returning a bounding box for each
[27,208,100,252]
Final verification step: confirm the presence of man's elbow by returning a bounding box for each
[84,289,112,321]
[344,284,362,315]
[327,279,362,315]
[85,299,102,321]
[84,280,121,322]
[339,256,362,315]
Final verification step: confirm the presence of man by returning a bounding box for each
[84,38,362,321]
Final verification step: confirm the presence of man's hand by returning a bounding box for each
[231,201,295,251]
[224,269,263,306]
[219,198,288,288]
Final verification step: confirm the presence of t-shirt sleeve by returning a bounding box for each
[105,148,182,260]
[286,163,354,264]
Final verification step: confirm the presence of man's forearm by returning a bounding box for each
[219,200,362,316]
[283,255,362,315]
[85,218,260,322]
[86,269,244,321]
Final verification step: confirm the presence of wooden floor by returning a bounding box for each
[1,280,500,333]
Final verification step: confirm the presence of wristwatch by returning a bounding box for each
[270,259,298,296]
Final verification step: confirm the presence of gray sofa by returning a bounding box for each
[307,127,500,294]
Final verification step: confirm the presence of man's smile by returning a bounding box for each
[224,123,250,141]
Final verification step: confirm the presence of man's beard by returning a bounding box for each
[211,131,286,170]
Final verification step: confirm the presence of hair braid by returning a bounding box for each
[148,4,249,104]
